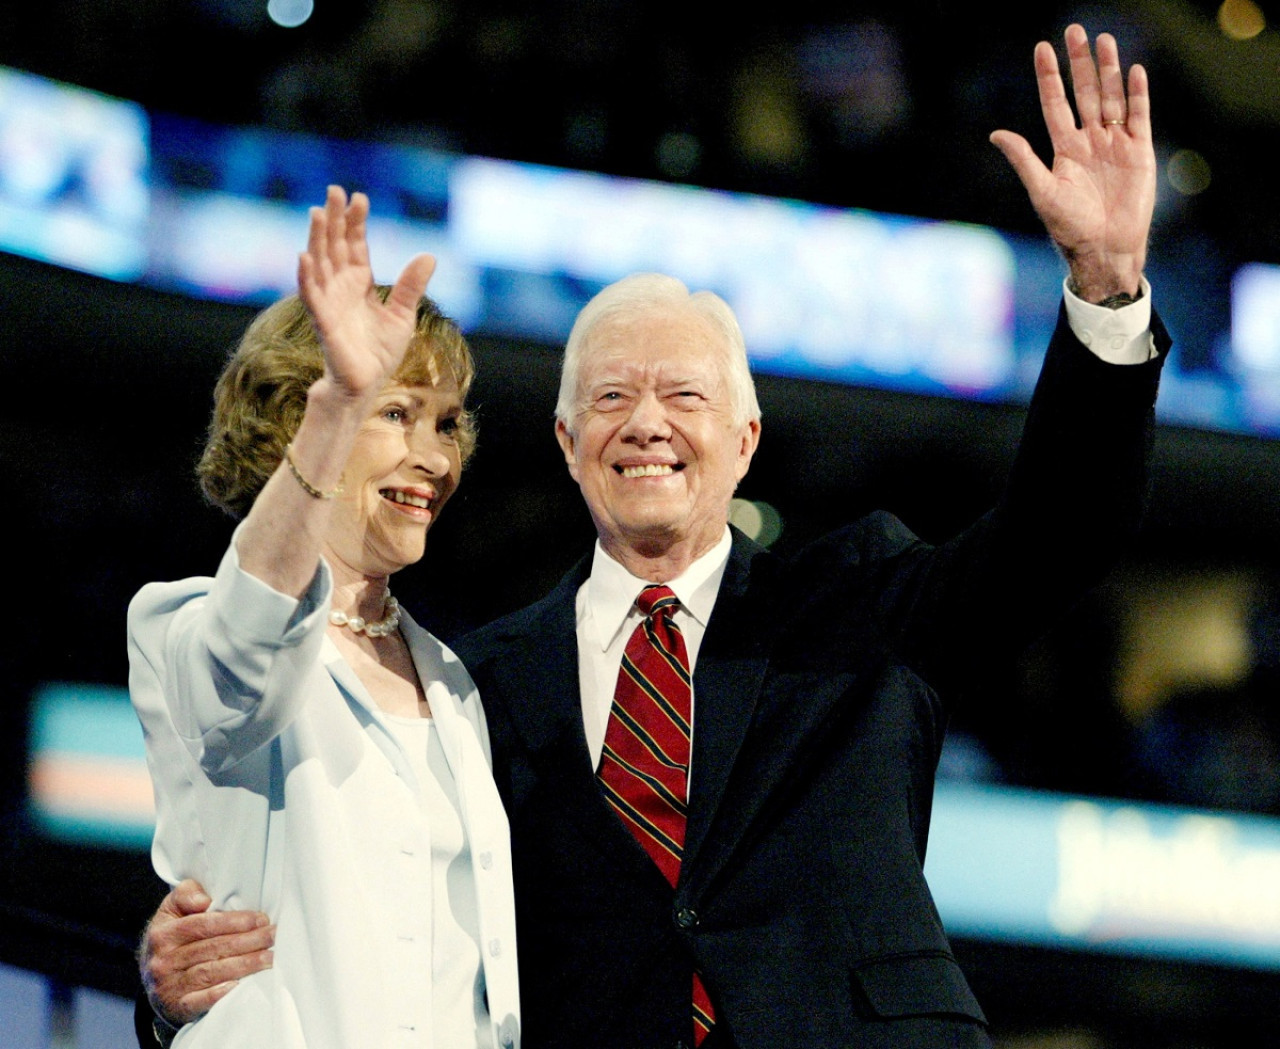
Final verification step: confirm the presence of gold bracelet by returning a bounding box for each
[284,444,344,500]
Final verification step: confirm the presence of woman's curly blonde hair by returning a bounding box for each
[198,289,477,519]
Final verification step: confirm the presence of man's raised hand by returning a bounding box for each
[990,24,1156,303]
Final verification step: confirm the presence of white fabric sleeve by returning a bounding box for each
[1062,275,1157,363]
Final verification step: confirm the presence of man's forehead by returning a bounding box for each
[581,345,727,386]
[582,308,727,371]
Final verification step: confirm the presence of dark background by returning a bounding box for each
[5,2,1280,1045]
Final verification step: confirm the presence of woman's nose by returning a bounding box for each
[408,430,453,476]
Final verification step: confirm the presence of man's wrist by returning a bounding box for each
[151,1015,179,1048]
[1067,277,1143,310]
[1063,275,1155,363]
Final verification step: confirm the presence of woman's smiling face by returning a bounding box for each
[322,379,464,580]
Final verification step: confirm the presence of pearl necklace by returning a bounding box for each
[329,590,401,639]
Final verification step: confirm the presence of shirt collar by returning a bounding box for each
[584,528,733,653]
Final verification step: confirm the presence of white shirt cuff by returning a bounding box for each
[1063,275,1157,363]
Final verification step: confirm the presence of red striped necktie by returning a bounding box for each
[597,585,715,1045]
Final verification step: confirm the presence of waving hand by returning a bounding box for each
[297,185,436,403]
[990,24,1155,303]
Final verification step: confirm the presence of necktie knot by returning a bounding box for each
[637,584,679,619]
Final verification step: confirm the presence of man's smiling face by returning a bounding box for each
[555,308,760,565]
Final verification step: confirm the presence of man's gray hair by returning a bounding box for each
[555,273,762,432]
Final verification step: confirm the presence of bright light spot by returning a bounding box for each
[1218,0,1266,40]
[267,0,314,28]
[1167,149,1212,196]
[1231,263,1280,372]
[729,498,783,548]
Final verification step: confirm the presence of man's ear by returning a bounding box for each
[734,418,762,483]
[555,419,580,482]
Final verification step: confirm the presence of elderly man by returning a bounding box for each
[138,24,1167,1049]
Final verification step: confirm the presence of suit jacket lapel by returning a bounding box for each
[682,530,775,873]
[489,567,586,758]
[491,559,673,891]
[682,530,884,902]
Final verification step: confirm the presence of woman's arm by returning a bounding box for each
[234,185,434,597]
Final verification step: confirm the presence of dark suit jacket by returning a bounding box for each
[455,308,1169,1049]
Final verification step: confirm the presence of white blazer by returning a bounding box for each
[128,536,520,1049]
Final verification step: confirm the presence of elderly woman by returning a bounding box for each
[128,186,519,1049]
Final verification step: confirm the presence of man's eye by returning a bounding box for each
[383,406,407,422]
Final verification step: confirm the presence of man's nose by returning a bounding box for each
[620,392,671,442]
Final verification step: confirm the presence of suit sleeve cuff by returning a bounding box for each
[1063,275,1157,363]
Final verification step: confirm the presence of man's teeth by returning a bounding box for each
[384,490,431,508]
[620,464,675,478]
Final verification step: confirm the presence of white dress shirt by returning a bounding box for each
[575,529,732,772]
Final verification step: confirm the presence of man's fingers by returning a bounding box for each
[160,879,212,919]
[1125,63,1152,138]
[171,979,241,1024]
[989,130,1051,198]
[144,922,275,1026]
[1094,32,1128,125]
[1033,39,1077,148]
[157,914,274,964]
[150,906,270,950]
[158,937,274,992]
[152,972,250,1026]
[1064,24,1102,127]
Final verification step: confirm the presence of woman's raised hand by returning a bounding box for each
[297,185,436,402]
